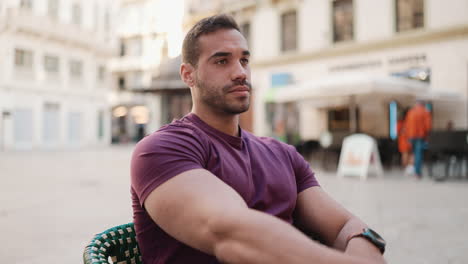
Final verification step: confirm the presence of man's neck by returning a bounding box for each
[191,109,240,137]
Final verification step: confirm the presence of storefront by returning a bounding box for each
[264,72,463,164]
[111,104,150,143]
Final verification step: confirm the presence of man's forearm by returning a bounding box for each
[211,208,381,264]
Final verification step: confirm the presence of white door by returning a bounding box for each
[13,108,33,149]
[68,112,82,145]
[43,103,60,146]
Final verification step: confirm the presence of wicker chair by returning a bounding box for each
[83,222,143,264]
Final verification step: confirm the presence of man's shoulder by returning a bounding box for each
[137,119,207,150]
[158,118,201,135]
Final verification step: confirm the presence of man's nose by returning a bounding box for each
[231,61,247,81]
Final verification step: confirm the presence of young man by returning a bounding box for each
[405,100,432,179]
[131,14,387,264]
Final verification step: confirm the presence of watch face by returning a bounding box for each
[366,228,386,245]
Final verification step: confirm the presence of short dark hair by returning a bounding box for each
[182,14,240,67]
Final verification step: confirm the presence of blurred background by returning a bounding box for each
[0,0,468,263]
[0,0,467,152]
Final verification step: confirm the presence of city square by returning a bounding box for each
[1,146,467,263]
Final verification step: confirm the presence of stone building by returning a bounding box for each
[108,0,185,142]
[0,0,118,149]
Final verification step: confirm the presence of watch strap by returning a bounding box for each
[346,228,385,254]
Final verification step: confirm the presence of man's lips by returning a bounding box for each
[228,85,250,93]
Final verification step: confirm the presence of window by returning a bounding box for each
[97,110,105,140]
[240,22,251,47]
[44,55,59,73]
[281,11,297,52]
[328,108,350,131]
[71,3,82,25]
[98,66,106,82]
[48,0,59,18]
[69,60,83,78]
[20,0,32,9]
[93,4,98,30]
[126,37,143,56]
[327,108,360,132]
[13,109,33,144]
[14,49,33,68]
[396,0,424,32]
[129,71,143,89]
[43,103,60,144]
[68,112,82,143]
[333,0,354,43]
[118,76,126,91]
[104,11,110,32]
[119,40,126,57]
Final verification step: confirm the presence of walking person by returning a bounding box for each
[405,100,432,179]
[131,14,386,264]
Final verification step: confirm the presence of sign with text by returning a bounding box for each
[337,134,383,180]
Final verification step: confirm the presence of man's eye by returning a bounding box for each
[216,59,227,65]
[241,58,249,65]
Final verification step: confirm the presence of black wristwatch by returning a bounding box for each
[348,228,386,254]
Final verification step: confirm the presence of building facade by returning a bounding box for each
[108,0,185,143]
[219,0,468,144]
[0,0,118,150]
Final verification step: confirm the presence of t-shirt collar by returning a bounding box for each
[186,113,244,149]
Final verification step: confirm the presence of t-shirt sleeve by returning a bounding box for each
[285,144,320,193]
[131,126,207,207]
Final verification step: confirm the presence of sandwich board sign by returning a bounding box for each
[337,134,383,180]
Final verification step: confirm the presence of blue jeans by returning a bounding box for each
[410,138,426,176]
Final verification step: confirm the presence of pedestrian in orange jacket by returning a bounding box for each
[405,101,432,178]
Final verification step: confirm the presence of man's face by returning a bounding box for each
[192,29,251,115]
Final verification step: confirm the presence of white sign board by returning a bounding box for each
[337,134,384,180]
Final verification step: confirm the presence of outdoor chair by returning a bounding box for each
[83,222,142,264]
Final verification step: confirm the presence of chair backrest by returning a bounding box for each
[83,222,142,264]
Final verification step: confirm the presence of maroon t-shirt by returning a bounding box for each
[131,113,319,264]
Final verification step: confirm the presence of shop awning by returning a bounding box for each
[269,74,432,104]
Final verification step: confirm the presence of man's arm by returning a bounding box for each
[144,168,383,264]
[294,187,386,263]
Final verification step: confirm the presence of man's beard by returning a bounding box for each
[195,77,252,115]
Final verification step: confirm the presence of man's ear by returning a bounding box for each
[180,63,195,87]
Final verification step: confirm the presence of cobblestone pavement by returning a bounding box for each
[1,146,467,263]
